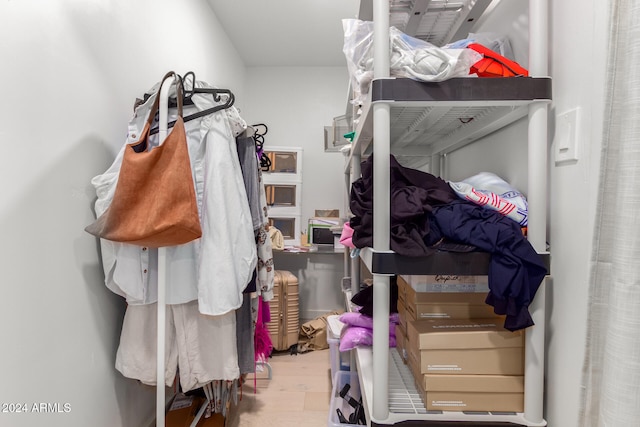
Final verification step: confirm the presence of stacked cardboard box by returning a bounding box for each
[395,275,524,413]
[415,373,524,412]
[399,275,490,294]
[395,323,409,364]
[396,275,496,344]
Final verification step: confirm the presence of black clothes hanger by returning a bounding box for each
[252,123,272,171]
[180,71,236,122]
[146,71,236,135]
[253,123,268,138]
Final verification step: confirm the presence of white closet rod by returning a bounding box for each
[156,75,176,427]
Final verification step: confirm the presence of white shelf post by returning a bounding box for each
[372,0,391,422]
[350,152,362,299]
[526,0,549,424]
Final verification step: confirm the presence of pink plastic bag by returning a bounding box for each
[339,222,355,248]
[339,312,399,329]
[338,312,399,352]
[339,326,397,352]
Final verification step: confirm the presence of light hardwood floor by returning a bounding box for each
[227,349,333,427]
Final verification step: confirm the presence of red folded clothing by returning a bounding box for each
[468,43,529,77]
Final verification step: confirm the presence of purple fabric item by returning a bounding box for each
[339,326,397,352]
[255,295,273,362]
[339,222,355,248]
[261,297,271,324]
[339,312,399,329]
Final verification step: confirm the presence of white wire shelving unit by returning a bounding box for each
[344,1,551,426]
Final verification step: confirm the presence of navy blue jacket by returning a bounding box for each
[431,201,547,331]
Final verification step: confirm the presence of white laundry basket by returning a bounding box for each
[328,371,364,427]
[327,315,351,385]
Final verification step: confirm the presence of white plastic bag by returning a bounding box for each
[445,32,516,61]
[467,32,516,60]
[342,19,481,104]
[342,19,376,100]
[389,26,480,81]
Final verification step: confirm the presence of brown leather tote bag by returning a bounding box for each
[85,72,202,247]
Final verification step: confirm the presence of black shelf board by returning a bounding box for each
[369,250,550,276]
[371,77,552,104]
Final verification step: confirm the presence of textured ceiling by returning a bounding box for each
[207,0,360,67]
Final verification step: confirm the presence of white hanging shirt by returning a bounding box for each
[91,81,257,316]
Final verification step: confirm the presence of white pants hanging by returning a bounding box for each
[115,300,239,392]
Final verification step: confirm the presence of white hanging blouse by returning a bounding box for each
[90,81,257,316]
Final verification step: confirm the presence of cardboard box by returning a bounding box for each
[405,299,499,321]
[166,393,233,427]
[407,318,523,350]
[421,374,524,394]
[396,275,407,304]
[399,275,490,295]
[414,374,524,412]
[406,318,524,375]
[397,298,409,336]
[166,394,206,427]
[315,209,339,218]
[394,324,408,364]
[407,344,422,383]
[398,276,488,304]
[397,276,409,305]
[397,276,500,321]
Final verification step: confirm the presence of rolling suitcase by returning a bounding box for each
[267,270,300,352]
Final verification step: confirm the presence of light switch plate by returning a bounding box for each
[555,107,580,164]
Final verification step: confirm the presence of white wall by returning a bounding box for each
[445,1,608,426]
[242,67,350,225]
[0,1,610,426]
[0,1,245,426]
[546,1,607,426]
[242,67,351,320]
